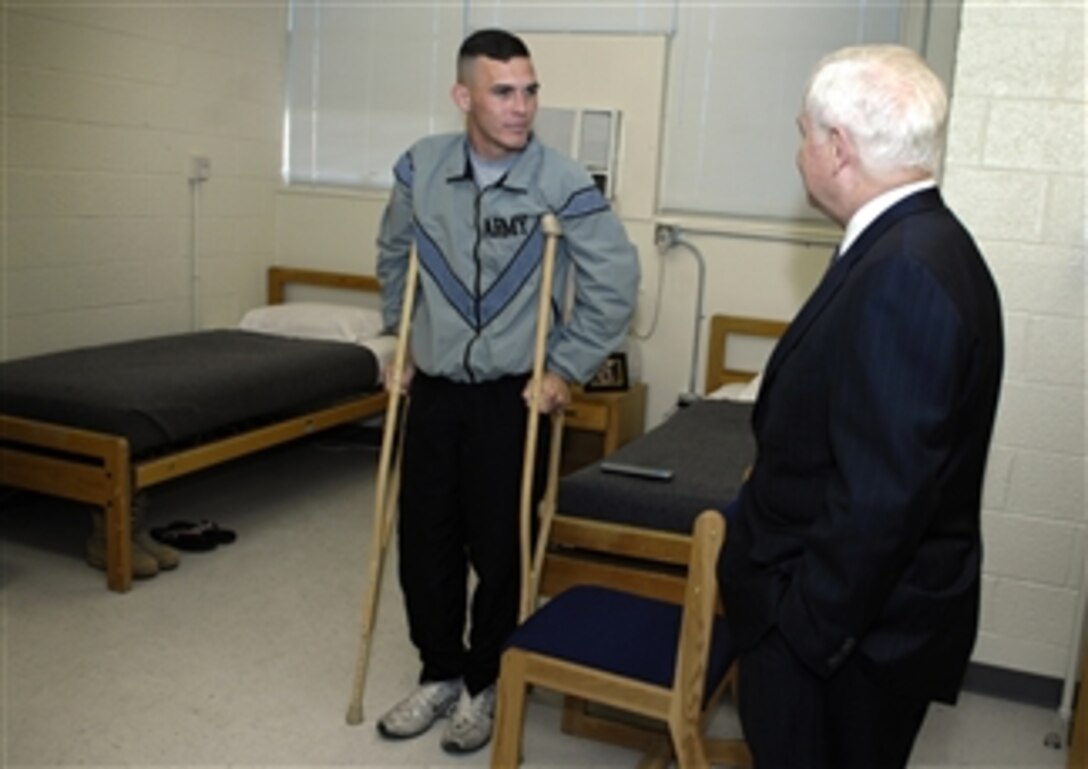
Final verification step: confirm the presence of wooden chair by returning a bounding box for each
[491,509,751,768]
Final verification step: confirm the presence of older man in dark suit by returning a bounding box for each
[719,45,1004,769]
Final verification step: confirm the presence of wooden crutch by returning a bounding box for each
[346,246,419,726]
[518,213,565,622]
[527,405,565,613]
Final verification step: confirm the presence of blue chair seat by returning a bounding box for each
[506,584,735,700]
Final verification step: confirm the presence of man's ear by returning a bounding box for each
[828,126,854,173]
[451,82,470,114]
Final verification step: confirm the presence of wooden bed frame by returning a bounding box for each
[0,267,389,593]
[538,314,789,604]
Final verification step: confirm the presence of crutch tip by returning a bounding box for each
[346,703,364,725]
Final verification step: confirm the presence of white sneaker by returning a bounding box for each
[440,684,496,754]
[377,679,463,740]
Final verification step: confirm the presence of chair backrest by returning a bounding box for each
[670,509,726,728]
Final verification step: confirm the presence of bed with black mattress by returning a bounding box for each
[0,267,389,592]
[556,398,754,534]
[538,314,787,604]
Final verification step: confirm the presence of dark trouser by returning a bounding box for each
[397,372,547,696]
[737,628,929,769]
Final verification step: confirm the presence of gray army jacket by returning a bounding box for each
[377,133,639,384]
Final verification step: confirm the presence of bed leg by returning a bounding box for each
[104,441,133,592]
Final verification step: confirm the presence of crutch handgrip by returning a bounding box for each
[346,246,419,725]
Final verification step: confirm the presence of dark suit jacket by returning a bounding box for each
[720,188,1003,704]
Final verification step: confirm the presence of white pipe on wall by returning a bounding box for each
[190,179,201,331]
[673,238,705,401]
[188,154,210,331]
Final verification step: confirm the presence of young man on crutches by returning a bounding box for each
[374,28,639,755]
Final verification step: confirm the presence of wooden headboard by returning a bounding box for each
[267,266,382,304]
[704,314,789,394]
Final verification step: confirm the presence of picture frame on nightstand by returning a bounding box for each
[584,352,629,392]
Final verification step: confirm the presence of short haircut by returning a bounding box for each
[457,28,531,83]
[804,44,948,176]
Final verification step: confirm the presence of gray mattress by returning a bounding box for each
[0,330,380,457]
[557,399,754,534]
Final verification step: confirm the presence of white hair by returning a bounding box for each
[804,44,948,176]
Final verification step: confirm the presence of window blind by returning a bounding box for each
[660,3,902,220]
[284,0,917,222]
[283,3,464,187]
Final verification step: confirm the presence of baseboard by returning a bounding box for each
[962,661,1064,709]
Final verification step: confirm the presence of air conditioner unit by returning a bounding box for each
[535,107,621,199]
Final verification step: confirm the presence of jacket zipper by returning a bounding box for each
[462,186,485,383]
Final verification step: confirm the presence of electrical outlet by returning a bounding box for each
[654,222,680,252]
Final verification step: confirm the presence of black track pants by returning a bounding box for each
[397,372,547,695]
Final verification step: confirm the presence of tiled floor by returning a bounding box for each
[0,430,1074,767]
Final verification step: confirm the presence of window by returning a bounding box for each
[660,3,903,220]
[283,1,954,222]
[282,3,464,187]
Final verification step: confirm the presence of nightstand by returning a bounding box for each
[560,382,646,474]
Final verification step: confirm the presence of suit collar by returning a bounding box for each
[839,187,945,265]
[839,179,937,255]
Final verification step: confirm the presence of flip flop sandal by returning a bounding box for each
[192,519,237,545]
[151,523,218,552]
[161,519,236,544]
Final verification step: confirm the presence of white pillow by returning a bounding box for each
[706,372,763,403]
[239,302,384,344]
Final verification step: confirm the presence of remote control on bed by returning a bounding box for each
[599,461,675,481]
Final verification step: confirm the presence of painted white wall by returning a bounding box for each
[1,3,287,359]
[1,3,1084,683]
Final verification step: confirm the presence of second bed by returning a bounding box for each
[540,314,788,603]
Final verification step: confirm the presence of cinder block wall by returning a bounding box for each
[1,3,286,359]
[943,0,1086,679]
